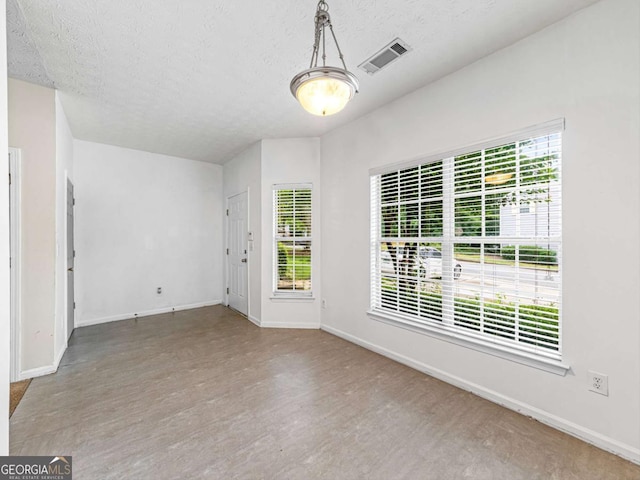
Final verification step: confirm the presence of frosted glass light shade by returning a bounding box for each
[296,77,352,116]
[291,67,358,116]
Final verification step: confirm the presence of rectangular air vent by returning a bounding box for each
[358,38,412,75]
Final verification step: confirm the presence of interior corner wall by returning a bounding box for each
[54,93,73,364]
[0,0,11,455]
[8,78,56,375]
[320,0,640,462]
[222,142,262,323]
[261,138,321,328]
[74,140,224,326]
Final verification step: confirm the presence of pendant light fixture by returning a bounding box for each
[290,0,359,116]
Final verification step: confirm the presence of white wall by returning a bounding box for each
[320,0,639,462]
[54,92,74,363]
[74,141,224,326]
[261,138,321,328]
[8,78,57,375]
[222,142,262,323]
[221,138,322,328]
[0,0,11,455]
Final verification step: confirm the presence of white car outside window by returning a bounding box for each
[380,247,461,279]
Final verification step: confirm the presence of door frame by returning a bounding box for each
[225,189,250,317]
[9,148,21,382]
[66,177,74,342]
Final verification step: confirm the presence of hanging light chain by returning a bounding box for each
[322,17,327,67]
[328,22,348,72]
[309,17,321,69]
[308,0,348,71]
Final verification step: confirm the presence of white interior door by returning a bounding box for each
[66,179,75,340]
[227,192,248,316]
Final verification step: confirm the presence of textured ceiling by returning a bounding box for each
[7,0,53,87]
[8,0,599,164]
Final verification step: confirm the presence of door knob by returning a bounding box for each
[241,258,247,263]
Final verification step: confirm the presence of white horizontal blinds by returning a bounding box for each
[452,132,562,353]
[274,187,312,293]
[373,161,445,325]
[371,128,562,358]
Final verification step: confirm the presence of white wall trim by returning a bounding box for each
[321,323,640,465]
[64,173,73,344]
[246,187,253,321]
[20,364,57,380]
[19,349,66,389]
[76,300,222,328]
[261,321,321,329]
[269,296,316,302]
[53,341,66,371]
[247,314,261,327]
[20,340,68,379]
[8,148,21,383]
[1,6,10,453]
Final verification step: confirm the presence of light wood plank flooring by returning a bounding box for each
[10,305,640,479]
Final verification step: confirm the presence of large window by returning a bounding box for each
[370,123,563,365]
[274,185,312,295]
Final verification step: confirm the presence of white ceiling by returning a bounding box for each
[8,0,598,164]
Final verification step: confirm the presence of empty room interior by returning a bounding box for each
[0,0,639,478]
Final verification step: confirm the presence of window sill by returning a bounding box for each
[270,294,315,302]
[367,309,570,376]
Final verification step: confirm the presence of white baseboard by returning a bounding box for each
[53,343,66,370]
[76,300,223,328]
[20,364,57,380]
[261,321,321,329]
[321,323,640,465]
[244,314,318,330]
[19,343,68,381]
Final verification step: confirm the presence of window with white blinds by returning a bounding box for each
[274,185,312,295]
[370,123,563,362]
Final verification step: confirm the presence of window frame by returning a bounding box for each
[368,120,569,375]
[273,183,313,298]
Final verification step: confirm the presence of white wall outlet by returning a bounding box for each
[321,299,327,309]
[588,371,608,396]
[157,287,162,295]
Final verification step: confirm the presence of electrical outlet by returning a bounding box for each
[321,299,327,309]
[157,287,162,295]
[588,371,608,396]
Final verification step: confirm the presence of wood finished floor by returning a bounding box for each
[9,379,31,417]
[10,305,640,479]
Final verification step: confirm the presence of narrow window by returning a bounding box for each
[274,185,312,296]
